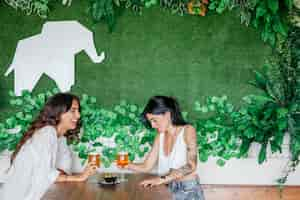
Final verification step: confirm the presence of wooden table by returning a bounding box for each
[42,174,172,200]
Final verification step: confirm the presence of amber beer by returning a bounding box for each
[117,151,129,168]
[88,153,100,167]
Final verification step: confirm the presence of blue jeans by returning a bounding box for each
[168,178,205,200]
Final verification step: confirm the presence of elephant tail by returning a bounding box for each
[4,65,14,76]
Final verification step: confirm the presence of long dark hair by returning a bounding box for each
[140,96,188,128]
[11,93,81,164]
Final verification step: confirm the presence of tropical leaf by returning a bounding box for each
[258,143,267,164]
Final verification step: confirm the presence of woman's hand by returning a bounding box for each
[56,163,97,182]
[79,162,98,181]
[139,177,165,187]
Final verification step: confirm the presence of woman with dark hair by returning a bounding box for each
[0,93,97,200]
[124,96,205,200]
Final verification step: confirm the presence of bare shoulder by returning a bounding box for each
[183,125,197,142]
[185,124,196,135]
[153,133,160,146]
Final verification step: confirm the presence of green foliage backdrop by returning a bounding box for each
[0,2,270,119]
[1,0,300,184]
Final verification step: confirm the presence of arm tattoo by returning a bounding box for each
[166,131,198,180]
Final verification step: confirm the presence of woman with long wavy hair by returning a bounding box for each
[0,93,97,200]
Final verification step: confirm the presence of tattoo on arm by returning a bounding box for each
[166,130,198,180]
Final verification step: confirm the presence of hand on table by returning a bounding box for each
[139,177,165,188]
[80,162,98,181]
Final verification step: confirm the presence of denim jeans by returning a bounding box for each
[168,178,205,200]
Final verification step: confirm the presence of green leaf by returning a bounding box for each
[15,99,23,106]
[194,101,201,111]
[277,119,287,131]
[258,143,267,164]
[129,105,137,112]
[267,0,278,14]
[16,112,24,119]
[244,127,256,138]
[199,151,209,162]
[93,142,102,147]
[256,5,267,18]
[270,139,281,153]
[216,159,226,166]
[283,0,293,9]
[239,139,252,156]
[90,97,97,103]
[272,19,287,36]
[8,90,15,97]
[201,106,208,113]
[251,94,274,105]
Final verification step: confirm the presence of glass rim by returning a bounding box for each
[89,152,100,155]
[118,151,128,155]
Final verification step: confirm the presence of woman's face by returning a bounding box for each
[58,99,80,134]
[146,112,171,133]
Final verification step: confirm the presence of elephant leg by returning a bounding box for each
[15,69,42,96]
[47,63,73,92]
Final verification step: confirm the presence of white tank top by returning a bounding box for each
[158,127,187,175]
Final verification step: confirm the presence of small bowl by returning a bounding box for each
[103,176,117,183]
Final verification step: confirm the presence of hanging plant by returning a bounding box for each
[187,0,208,16]
[4,0,52,18]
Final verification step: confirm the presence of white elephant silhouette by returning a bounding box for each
[4,21,105,96]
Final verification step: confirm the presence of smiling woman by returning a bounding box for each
[0,93,98,200]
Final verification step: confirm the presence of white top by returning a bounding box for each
[0,126,60,200]
[56,136,73,175]
[158,127,187,175]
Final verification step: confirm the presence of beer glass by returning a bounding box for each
[88,153,100,168]
[117,151,129,182]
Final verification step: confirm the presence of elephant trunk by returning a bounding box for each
[84,32,105,64]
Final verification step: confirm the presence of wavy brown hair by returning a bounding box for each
[11,93,81,164]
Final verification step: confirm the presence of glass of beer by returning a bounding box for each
[117,151,129,168]
[88,152,100,168]
[117,151,129,182]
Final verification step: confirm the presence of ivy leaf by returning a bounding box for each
[216,159,226,166]
[93,142,102,147]
[15,99,23,106]
[8,90,15,97]
[199,151,209,162]
[90,97,97,104]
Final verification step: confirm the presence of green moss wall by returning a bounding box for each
[0,1,270,118]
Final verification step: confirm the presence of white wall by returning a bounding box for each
[0,150,11,183]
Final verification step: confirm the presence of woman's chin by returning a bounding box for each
[69,124,77,130]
